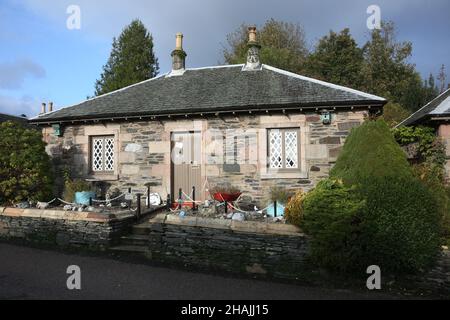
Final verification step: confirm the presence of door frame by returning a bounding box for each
[170,130,203,206]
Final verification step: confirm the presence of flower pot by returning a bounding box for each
[213,192,241,202]
[75,191,96,206]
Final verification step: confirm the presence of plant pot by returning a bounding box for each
[213,192,242,202]
[75,191,96,206]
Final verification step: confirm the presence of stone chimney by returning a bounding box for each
[40,103,46,114]
[243,26,262,71]
[171,33,187,74]
[48,102,53,113]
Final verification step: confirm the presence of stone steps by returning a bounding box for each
[131,224,151,235]
[109,245,150,254]
[120,234,148,246]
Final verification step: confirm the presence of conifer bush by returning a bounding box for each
[302,120,442,274]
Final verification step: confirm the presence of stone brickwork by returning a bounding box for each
[147,214,309,279]
[42,110,368,205]
[0,207,135,249]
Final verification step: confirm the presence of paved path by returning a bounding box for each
[0,243,395,300]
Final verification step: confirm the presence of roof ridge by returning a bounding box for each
[397,87,450,127]
[262,64,386,101]
[30,72,169,120]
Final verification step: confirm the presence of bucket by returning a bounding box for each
[75,191,96,206]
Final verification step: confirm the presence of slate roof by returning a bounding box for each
[0,113,29,125]
[399,88,450,126]
[30,64,386,124]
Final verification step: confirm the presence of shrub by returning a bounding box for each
[301,179,365,272]
[331,120,413,185]
[318,119,443,274]
[357,176,441,273]
[284,190,305,226]
[0,121,53,205]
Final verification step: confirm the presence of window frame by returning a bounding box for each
[89,135,116,174]
[267,128,301,172]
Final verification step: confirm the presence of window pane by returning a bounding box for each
[104,138,115,171]
[285,131,298,169]
[269,130,283,169]
[92,138,104,172]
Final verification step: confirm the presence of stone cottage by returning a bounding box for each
[398,88,450,181]
[30,28,387,206]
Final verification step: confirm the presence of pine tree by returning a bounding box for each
[95,19,159,96]
[303,28,364,88]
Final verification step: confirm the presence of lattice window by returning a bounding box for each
[269,130,283,169]
[91,136,115,172]
[285,131,298,169]
[268,129,299,170]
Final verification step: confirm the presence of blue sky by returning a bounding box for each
[0,0,449,117]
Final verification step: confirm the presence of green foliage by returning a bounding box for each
[0,121,53,204]
[223,19,308,74]
[381,102,411,127]
[303,28,364,88]
[301,179,366,272]
[284,190,305,227]
[95,19,159,96]
[331,120,413,185]
[393,125,449,240]
[302,119,443,274]
[393,126,446,165]
[63,176,93,203]
[356,176,441,273]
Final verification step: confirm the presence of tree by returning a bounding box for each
[95,19,159,96]
[223,19,308,74]
[361,22,418,110]
[382,102,411,127]
[0,121,53,205]
[303,29,364,88]
[438,64,447,93]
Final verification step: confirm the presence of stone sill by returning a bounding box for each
[0,207,134,223]
[150,213,304,237]
[85,174,120,182]
[260,171,308,180]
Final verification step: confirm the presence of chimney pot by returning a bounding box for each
[171,32,187,74]
[49,102,53,112]
[243,26,262,71]
[41,103,46,114]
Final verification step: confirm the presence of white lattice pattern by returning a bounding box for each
[269,131,282,169]
[285,131,298,168]
[92,138,104,172]
[104,138,115,171]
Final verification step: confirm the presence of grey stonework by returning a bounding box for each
[0,210,135,249]
[42,111,368,205]
[147,217,309,279]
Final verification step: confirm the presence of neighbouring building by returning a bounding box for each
[398,88,450,182]
[29,28,387,206]
[0,113,29,126]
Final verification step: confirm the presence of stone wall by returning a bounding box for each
[41,110,368,206]
[0,207,135,249]
[147,214,309,279]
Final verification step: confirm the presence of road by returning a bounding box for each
[0,243,395,300]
